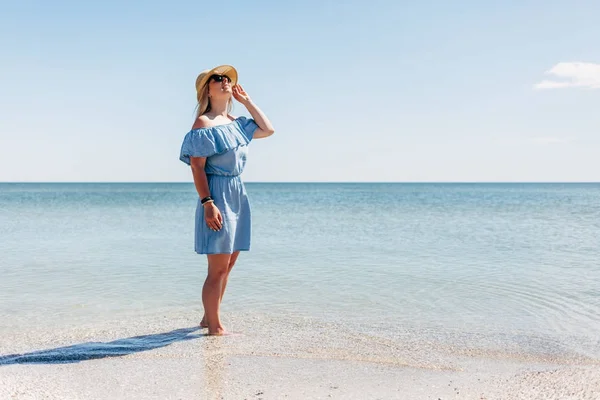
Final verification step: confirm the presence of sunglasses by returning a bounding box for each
[209,74,231,84]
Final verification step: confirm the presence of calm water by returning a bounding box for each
[1,183,599,358]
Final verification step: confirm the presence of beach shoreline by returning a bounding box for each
[1,312,598,399]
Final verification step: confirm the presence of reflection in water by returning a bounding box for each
[203,336,227,399]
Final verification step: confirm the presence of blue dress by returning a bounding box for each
[179,116,258,255]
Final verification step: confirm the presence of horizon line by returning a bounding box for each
[1,181,599,184]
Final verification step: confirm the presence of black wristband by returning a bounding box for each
[200,196,213,204]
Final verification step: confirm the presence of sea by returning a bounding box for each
[1,182,599,362]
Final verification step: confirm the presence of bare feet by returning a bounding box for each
[200,317,208,328]
[208,326,230,336]
[201,316,227,334]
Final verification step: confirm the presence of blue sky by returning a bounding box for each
[1,0,599,182]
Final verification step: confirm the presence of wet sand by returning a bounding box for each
[1,312,599,399]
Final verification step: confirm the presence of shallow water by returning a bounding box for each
[1,182,599,360]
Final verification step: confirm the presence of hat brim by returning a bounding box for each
[196,65,238,92]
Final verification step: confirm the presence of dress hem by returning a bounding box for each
[194,248,250,255]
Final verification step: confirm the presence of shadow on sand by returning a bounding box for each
[0,327,204,365]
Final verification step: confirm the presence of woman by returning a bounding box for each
[179,65,275,336]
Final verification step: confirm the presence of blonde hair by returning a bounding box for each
[195,78,233,119]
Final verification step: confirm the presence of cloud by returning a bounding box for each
[534,62,600,90]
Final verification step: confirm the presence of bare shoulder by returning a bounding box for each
[191,115,211,130]
[191,115,239,130]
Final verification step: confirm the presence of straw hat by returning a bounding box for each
[195,64,238,95]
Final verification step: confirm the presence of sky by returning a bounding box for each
[1,0,599,182]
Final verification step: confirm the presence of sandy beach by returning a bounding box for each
[2,312,599,399]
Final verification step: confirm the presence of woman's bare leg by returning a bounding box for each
[202,254,231,335]
[201,251,240,328]
[220,251,240,303]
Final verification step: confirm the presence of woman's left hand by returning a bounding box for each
[232,84,251,105]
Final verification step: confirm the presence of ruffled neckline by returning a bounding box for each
[179,117,252,164]
[188,117,243,133]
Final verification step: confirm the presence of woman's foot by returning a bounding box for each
[208,326,229,336]
[201,316,228,335]
[200,316,208,328]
